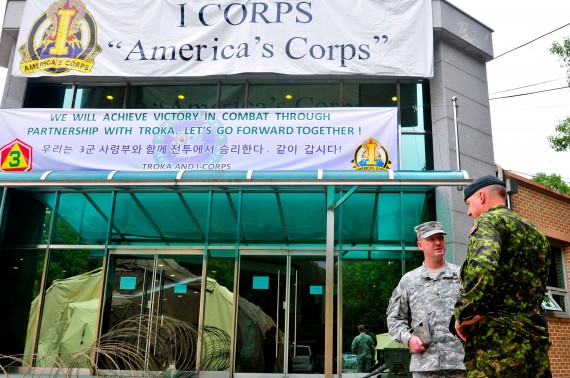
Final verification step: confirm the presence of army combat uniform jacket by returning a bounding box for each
[455,205,551,377]
[387,262,465,373]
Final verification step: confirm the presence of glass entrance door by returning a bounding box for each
[235,253,326,376]
[99,252,204,372]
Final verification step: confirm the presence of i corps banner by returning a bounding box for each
[0,107,398,172]
[13,0,433,78]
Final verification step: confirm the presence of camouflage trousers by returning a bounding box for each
[356,356,373,373]
[464,317,552,378]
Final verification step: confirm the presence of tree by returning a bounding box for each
[532,172,570,195]
[547,118,570,151]
[549,38,570,151]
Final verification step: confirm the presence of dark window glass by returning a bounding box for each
[341,258,401,353]
[74,86,125,109]
[24,84,72,108]
[248,83,340,108]
[219,84,246,108]
[353,83,398,107]
[2,191,50,246]
[548,245,565,288]
[128,84,218,109]
[0,248,45,362]
[400,82,431,130]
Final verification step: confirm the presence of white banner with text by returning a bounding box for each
[13,0,433,78]
[0,107,398,172]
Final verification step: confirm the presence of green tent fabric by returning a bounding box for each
[23,263,277,371]
[24,269,103,363]
[36,298,98,367]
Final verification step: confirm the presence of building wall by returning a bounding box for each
[503,170,570,378]
[431,0,495,264]
[0,1,496,269]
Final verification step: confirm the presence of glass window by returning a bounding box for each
[0,248,46,363]
[400,83,424,129]
[401,134,433,170]
[546,244,568,315]
[35,249,104,367]
[74,85,125,109]
[344,83,398,108]
[248,83,340,108]
[2,191,52,246]
[98,253,204,372]
[128,84,218,109]
[220,83,246,108]
[24,84,73,108]
[341,257,404,371]
[202,250,235,372]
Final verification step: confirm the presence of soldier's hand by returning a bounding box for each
[408,336,426,354]
[454,320,468,342]
[455,315,486,342]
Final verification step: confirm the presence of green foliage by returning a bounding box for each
[549,38,570,152]
[207,258,235,290]
[548,118,570,152]
[341,259,412,351]
[550,37,570,83]
[532,172,570,195]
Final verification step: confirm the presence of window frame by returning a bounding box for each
[545,243,569,317]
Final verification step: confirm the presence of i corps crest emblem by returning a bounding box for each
[17,0,101,75]
[351,138,392,170]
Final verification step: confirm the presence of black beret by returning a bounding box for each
[463,175,505,202]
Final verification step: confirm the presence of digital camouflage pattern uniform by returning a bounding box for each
[455,205,552,378]
[387,262,466,374]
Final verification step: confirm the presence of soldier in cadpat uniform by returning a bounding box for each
[453,175,552,377]
[387,221,466,378]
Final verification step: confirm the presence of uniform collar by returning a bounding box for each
[420,261,456,279]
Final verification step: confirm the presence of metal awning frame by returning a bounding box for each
[0,169,471,190]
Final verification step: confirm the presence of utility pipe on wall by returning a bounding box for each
[452,96,461,170]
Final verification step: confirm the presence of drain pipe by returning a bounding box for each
[452,96,461,170]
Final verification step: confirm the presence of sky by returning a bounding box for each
[0,1,569,182]
[447,0,570,183]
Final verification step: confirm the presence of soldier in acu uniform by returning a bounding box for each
[453,175,552,378]
[387,221,466,378]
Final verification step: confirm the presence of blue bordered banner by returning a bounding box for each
[0,107,398,171]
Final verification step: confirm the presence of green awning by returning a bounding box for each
[1,170,470,248]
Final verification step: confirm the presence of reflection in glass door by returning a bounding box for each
[99,253,203,372]
[236,254,326,375]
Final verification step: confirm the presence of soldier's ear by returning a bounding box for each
[477,190,485,203]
